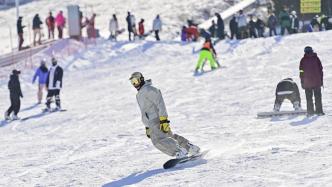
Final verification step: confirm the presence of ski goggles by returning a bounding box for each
[130,77,140,87]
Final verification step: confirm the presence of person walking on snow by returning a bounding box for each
[299,46,324,116]
[46,11,55,39]
[273,78,302,112]
[129,72,200,159]
[45,58,63,111]
[55,11,66,39]
[153,15,162,41]
[109,14,119,41]
[4,70,23,120]
[195,38,219,73]
[32,59,49,104]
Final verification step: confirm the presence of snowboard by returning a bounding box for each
[257,110,307,118]
[163,150,208,169]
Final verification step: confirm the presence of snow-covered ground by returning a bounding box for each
[0,28,332,186]
[0,0,229,54]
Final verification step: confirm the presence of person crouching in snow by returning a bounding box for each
[195,38,219,73]
[129,72,200,159]
[273,78,301,112]
[5,69,23,120]
[32,59,48,104]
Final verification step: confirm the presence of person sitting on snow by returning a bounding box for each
[273,78,301,112]
[195,38,219,73]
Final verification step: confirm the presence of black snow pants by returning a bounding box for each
[46,89,61,108]
[7,95,21,115]
[305,87,323,115]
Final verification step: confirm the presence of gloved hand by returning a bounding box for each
[145,127,151,138]
[159,116,171,133]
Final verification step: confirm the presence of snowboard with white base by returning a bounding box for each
[257,109,307,118]
[163,150,208,169]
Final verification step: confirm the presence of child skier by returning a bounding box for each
[129,72,200,159]
[195,38,219,73]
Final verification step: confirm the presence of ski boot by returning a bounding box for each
[175,144,188,159]
[11,114,20,120]
[187,142,200,156]
[4,112,10,120]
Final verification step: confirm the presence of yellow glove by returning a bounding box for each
[159,116,171,133]
[145,127,151,138]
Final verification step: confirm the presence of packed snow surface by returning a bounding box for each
[0,30,332,186]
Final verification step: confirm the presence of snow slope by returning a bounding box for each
[0,30,332,186]
[0,0,229,54]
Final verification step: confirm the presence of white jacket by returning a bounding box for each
[136,80,168,127]
[109,18,119,33]
[153,18,162,31]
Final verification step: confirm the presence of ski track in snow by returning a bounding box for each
[0,28,332,186]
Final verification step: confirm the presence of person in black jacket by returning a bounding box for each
[273,78,301,112]
[32,14,43,46]
[5,70,23,120]
[45,57,63,111]
[256,16,265,37]
[229,16,238,39]
[17,16,25,51]
[215,13,224,40]
[248,15,257,38]
[208,20,216,38]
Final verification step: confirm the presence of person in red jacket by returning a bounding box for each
[299,46,324,116]
[46,11,55,39]
[138,19,145,39]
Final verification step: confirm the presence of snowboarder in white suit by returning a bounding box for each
[130,72,200,159]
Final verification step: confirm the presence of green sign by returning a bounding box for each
[301,0,321,13]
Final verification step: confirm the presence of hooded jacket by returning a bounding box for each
[8,74,23,98]
[299,53,323,89]
[33,65,49,84]
[136,80,168,127]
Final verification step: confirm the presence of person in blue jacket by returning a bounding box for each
[32,59,48,104]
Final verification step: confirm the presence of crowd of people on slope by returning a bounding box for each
[4,57,64,120]
[17,10,67,50]
[109,11,162,41]
[181,6,332,43]
[16,10,163,51]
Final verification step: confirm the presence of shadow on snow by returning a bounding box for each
[102,159,207,187]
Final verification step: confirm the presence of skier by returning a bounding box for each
[208,20,216,38]
[46,11,55,39]
[290,11,299,34]
[126,12,136,41]
[279,6,291,35]
[299,46,324,116]
[4,69,23,120]
[32,59,49,104]
[129,72,200,159]
[32,14,43,46]
[45,57,63,111]
[229,15,238,39]
[248,15,257,38]
[152,15,162,41]
[273,78,301,112]
[215,13,224,40]
[194,38,219,73]
[55,11,66,39]
[267,12,278,36]
[237,10,248,39]
[109,14,119,41]
[138,19,145,39]
[17,16,25,51]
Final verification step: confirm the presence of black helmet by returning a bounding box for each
[304,46,313,53]
[129,72,144,88]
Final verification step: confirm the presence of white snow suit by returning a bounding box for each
[136,80,190,156]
